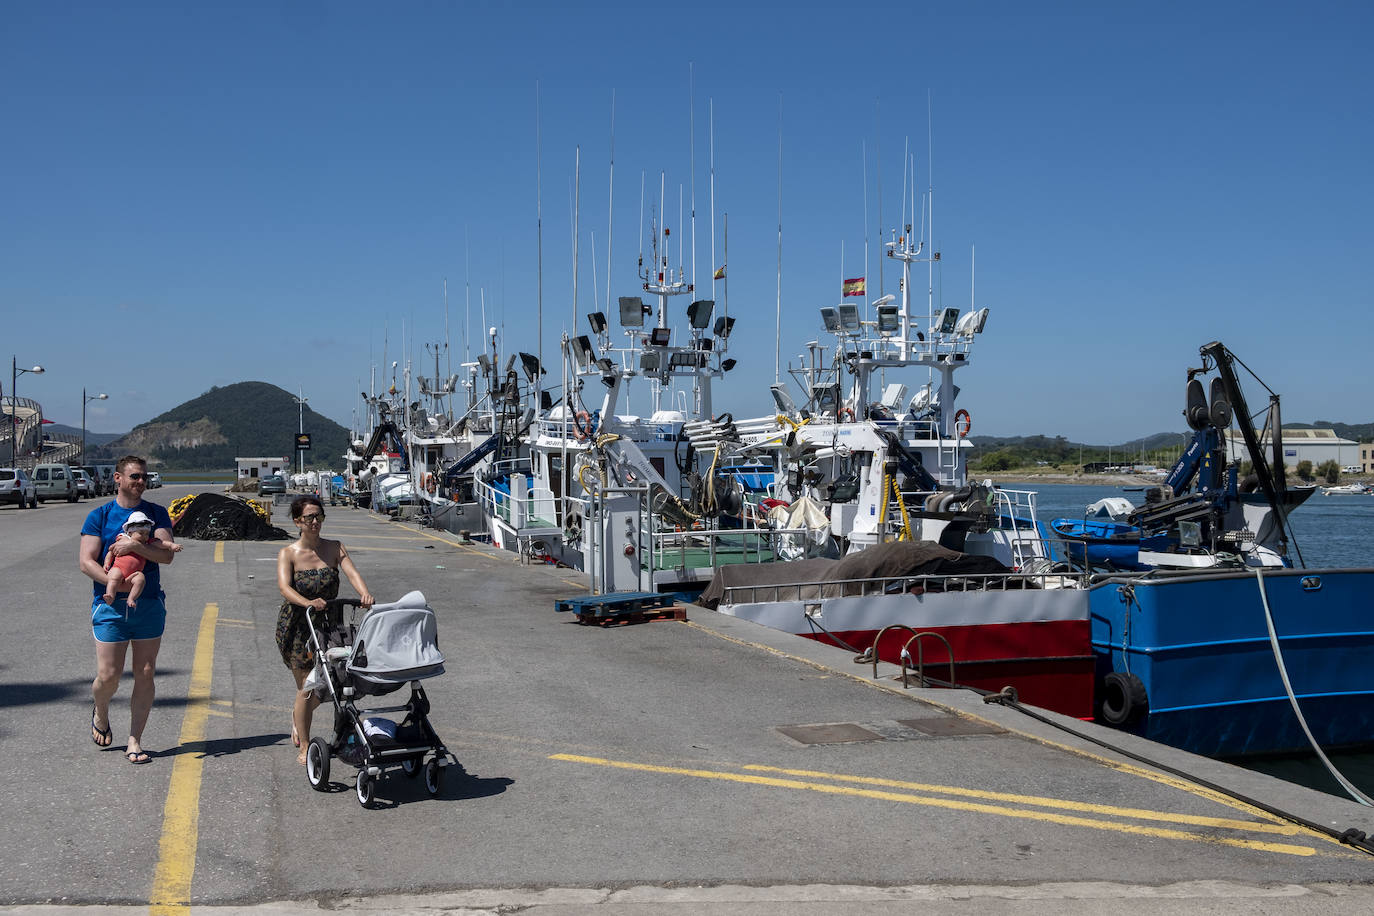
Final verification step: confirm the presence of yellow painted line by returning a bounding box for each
[679,620,1297,829]
[345,545,447,553]
[216,618,253,626]
[206,708,232,719]
[322,532,441,541]
[213,542,224,563]
[550,754,1317,857]
[740,764,1299,835]
[148,602,218,914]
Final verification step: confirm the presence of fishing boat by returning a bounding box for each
[1089,341,1374,760]
[705,221,1099,719]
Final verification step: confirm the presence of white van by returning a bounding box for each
[32,463,78,502]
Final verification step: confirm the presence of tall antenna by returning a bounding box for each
[862,140,869,327]
[709,98,717,299]
[573,146,580,338]
[689,63,697,291]
[875,98,883,301]
[535,82,544,406]
[606,90,615,324]
[775,92,783,384]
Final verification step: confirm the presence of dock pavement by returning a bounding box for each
[2,485,1373,915]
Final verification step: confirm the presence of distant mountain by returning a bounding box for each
[95,382,351,470]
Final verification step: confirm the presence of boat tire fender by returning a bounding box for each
[1099,671,1148,727]
[953,409,972,438]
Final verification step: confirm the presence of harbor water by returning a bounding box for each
[1016,480,1374,804]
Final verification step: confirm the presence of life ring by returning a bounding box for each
[838,407,855,422]
[422,473,436,494]
[953,409,972,438]
[574,410,591,441]
[1098,671,1148,726]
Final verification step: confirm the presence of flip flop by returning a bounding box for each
[91,706,113,747]
[126,749,151,764]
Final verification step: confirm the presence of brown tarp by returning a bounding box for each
[697,540,1010,609]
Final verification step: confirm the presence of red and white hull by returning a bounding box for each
[718,587,1094,719]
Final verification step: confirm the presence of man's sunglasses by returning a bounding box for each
[123,473,149,481]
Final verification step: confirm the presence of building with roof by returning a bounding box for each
[1223,428,1359,471]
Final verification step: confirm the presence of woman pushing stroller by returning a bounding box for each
[276,494,373,764]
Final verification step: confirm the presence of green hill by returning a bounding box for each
[98,382,351,470]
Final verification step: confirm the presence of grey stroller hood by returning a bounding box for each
[346,590,446,686]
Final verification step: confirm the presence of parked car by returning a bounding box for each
[71,468,96,499]
[1,468,38,509]
[81,465,109,496]
[258,474,287,496]
[93,464,116,494]
[32,463,78,503]
[146,471,163,488]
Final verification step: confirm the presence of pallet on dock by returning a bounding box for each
[554,591,685,626]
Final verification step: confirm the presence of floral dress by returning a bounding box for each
[274,567,340,671]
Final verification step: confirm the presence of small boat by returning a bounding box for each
[1321,482,1370,495]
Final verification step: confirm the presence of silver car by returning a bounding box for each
[71,468,95,499]
[1,468,38,509]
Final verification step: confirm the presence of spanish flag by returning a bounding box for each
[842,277,866,297]
[713,264,726,280]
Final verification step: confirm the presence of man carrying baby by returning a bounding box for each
[79,455,179,764]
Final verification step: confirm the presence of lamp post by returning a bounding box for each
[10,357,46,467]
[82,388,108,466]
[293,387,308,476]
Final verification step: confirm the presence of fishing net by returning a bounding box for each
[172,493,291,541]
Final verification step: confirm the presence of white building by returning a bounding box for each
[1223,428,1359,471]
[236,457,290,480]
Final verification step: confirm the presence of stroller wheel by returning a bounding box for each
[400,757,421,779]
[356,771,376,808]
[424,758,443,796]
[306,738,331,791]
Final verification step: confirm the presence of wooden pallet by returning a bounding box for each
[576,605,687,627]
[555,591,674,616]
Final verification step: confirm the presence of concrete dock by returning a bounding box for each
[2,485,1372,914]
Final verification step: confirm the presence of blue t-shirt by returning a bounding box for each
[81,500,175,600]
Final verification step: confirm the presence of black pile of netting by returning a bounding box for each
[173,494,291,541]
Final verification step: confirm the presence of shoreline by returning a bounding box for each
[978,471,1162,487]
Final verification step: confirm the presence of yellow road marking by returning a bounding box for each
[345,545,448,553]
[679,620,1298,829]
[148,602,218,914]
[550,753,1317,857]
[213,542,223,563]
[740,764,1299,835]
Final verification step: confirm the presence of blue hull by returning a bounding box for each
[1090,568,1374,757]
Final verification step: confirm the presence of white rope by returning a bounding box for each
[1255,567,1373,806]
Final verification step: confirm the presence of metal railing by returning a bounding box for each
[720,564,1089,607]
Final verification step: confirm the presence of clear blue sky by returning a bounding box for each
[4,1,1370,448]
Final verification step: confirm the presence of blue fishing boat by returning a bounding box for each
[1089,341,1373,761]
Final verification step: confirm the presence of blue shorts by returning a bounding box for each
[92,595,167,643]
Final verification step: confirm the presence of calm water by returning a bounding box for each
[1009,481,1374,804]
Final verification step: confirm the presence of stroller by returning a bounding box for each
[302,590,457,807]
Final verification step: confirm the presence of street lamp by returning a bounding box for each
[82,388,109,466]
[293,387,309,476]
[10,357,46,467]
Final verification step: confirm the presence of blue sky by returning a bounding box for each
[4,1,1370,448]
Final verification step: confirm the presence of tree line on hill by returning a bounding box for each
[84,382,352,470]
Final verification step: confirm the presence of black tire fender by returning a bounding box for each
[1099,671,1148,726]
